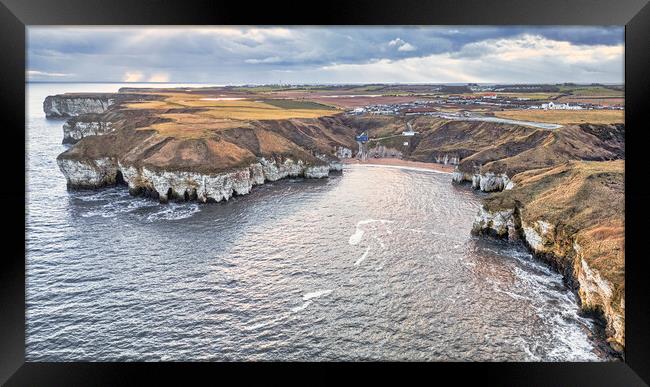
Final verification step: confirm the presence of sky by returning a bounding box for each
[27,26,624,84]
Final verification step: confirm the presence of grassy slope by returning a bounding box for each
[470,124,625,176]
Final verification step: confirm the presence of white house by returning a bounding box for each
[541,101,583,110]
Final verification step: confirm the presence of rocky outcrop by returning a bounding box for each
[433,153,460,165]
[314,153,344,173]
[57,155,333,203]
[451,171,464,184]
[336,146,353,158]
[451,169,513,192]
[471,172,511,192]
[120,163,261,203]
[44,95,114,118]
[62,118,114,144]
[327,161,343,172]
[471,205,520,240]
[57,157,121,189]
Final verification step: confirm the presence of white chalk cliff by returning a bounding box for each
[62,120,115,144]
[44,95,114,118]
[471,204,625,353]
[57,156,339,203]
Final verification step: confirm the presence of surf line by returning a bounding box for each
[355,246,371,266]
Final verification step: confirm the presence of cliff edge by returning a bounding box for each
[472,160,625,353]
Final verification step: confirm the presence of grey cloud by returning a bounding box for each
[27,26,623,84]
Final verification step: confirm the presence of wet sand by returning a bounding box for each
[343,158,455,173]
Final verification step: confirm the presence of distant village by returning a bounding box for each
[347,93,623,117]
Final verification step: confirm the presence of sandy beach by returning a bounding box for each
[343,158,455,173]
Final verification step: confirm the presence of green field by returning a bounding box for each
[558,85,623,97]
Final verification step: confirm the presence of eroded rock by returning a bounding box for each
[471,205,520,240]
[57,156,332,203]
[63,120,114,144]
[44,95,114,118]
[57,157,120,188]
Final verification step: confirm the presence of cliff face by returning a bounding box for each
[44,92,163,119]
[58,151,337,203]
[62,117,115,144]
[45,92,168,146]
[471,205,520,240]
[44,94,114,118]
[470,161,625,353]
[434,154,460,165]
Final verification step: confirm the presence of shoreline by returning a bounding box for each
[343,158,455,174]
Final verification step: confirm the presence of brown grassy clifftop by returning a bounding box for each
[484,160,625,352]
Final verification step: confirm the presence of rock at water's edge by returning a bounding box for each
[62,120,115,144]
[57,156,334,203]
[471,205,520,240]
[44,95,114,118]
[471,204,625,353]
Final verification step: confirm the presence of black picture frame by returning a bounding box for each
[2,0,649,385]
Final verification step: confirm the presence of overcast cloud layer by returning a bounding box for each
[27,26,624,84]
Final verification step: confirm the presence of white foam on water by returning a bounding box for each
[349,219,394,245]
[494,286,534,303]
[75,190,126,202]
[303,289,333,301]
[354,246,371,266]
[81,200,135,218]
[406,228,425,233]
[405,228,464,244]
[348,229,364,245]
[546,313,600,361]
[507,253,601,361]
[78,191,163,218]
[145,203,200,222]
[291,300,313,313]
[520,339,542,361]
[247,320,273,331]
[127,199,159,210]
